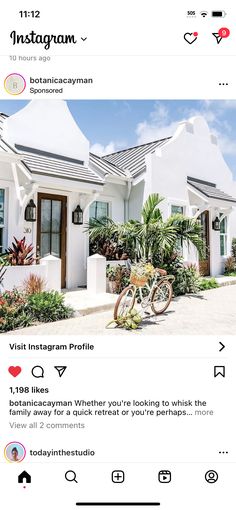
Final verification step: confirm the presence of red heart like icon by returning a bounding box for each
[8,366,22,377]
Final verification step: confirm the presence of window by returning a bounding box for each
[220,216,228,256]
[171,204,184,255]
[0,189,4,253]
[171,204,184,215]
[89,201,109,220]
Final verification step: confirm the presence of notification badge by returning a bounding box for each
[4,73,26,95]
[212,27,230,44]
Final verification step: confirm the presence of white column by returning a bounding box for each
[40,255,61,292]
[87,254,106,293]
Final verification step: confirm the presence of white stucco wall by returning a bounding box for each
[139,116,236,275]
[98,182,126,222]
[2,100,90,165]
[143,117,235,204]
[129,181,145,220]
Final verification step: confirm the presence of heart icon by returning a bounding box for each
[8,366,22,377]
[184,32,198,44]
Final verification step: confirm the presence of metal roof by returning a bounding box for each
[21,150,104,185]
[89,152,128,178]
[0,114,104,186]
[103,138,171,178]
[187,177,236,203]
[0,111,170,183]
[0,113,8,135]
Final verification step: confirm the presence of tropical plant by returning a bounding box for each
[198,277,219,291]
[27,291,73,322]
[0,289,31,332]
[232,238,236,260]
[24,274,45,295]
[106,264,130,294]
[87,194,204,264]
[225,256,236,274]
[6,237,34,265]
[162,254,200,295]
[0,254,10,266]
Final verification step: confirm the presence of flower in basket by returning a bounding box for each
[130,261,155,286]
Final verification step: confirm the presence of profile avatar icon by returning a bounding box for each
[4,442,26,463]
[4,73,26,95]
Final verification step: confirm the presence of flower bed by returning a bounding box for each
[0,289,74,333]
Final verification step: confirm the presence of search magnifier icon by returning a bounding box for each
[65,470,78,483]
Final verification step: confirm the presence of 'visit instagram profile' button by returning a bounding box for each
[4,73,26,95]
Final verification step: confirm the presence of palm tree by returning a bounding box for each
[87,193,204,264]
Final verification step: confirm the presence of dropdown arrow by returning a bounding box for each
[81,37,87,42]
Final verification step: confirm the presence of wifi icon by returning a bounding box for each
[200,11,208,17]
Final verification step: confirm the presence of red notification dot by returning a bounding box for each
[193,32,198,36]
[218,27,230,38]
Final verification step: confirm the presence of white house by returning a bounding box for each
[0,100,236,290]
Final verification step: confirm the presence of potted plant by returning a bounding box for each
[130,261,155,287]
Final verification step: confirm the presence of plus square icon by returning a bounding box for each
[112,470,125,483]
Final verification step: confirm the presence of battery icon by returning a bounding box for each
[212,10,226,17]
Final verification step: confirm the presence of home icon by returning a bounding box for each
[18,471,31,484]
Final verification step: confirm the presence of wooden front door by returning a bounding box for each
[37,193,67,288]
[199,210,210,276]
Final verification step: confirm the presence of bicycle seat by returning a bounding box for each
[155,268,167,276]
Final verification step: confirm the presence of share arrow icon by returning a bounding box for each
[54,366,67,377]
[213,32,222,44]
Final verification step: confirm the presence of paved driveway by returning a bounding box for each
[7,285,236,336]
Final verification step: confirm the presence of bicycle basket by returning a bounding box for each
[130,274,148,287]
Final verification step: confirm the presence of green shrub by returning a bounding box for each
[198,278,219,291]
[27,291,74,322]
[162,255,200,295]
[106,264,130,294]
[232,238,236,260]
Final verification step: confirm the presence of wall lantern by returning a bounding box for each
[25,199,37,222]
[72,204,83,225]
[212,216,221,231]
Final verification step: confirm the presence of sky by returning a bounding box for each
[1,99,236,176]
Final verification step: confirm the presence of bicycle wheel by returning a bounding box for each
[151,280,173,315]
[114,285,136,320]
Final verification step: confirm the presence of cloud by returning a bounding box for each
[90,141,125,156]
[135,102,180,144]
[135,100,236,156]
[90,100,236,160]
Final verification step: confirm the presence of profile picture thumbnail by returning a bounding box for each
[4,441,26,463]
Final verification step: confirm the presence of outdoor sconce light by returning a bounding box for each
[25,199,37,222]
[72,204,83,225]
[212,216,221,231]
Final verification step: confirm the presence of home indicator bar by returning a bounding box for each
[76,504,161,507]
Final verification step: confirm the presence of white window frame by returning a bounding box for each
[89,200,111,220]
[168,201,188,258]
[220,215,228,257]
[168,198,187,217]
[170,204,185,216]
